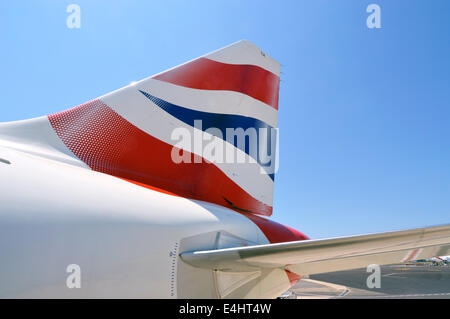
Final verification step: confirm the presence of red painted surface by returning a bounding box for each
[285,270,302,286]
[48,99,272,216]
[153,57,280,110]
[116,177,181,197]
[239,211,309,287]
[242,212,309,243]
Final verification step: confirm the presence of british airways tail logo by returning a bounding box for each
[139,90,278,179]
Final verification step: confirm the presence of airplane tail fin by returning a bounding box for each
[14,40,281,216]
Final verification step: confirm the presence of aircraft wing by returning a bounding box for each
[181,224,450,275]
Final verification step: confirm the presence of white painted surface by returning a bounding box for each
[0,146,279,297]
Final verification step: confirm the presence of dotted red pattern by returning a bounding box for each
[48,100,134,176]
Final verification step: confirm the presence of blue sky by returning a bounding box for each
[1,1,449,238]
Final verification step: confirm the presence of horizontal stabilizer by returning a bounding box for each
[180,224,450,274]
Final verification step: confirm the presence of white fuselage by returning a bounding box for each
[0,144,292,298]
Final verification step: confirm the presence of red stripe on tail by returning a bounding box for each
[153,57,280,110]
